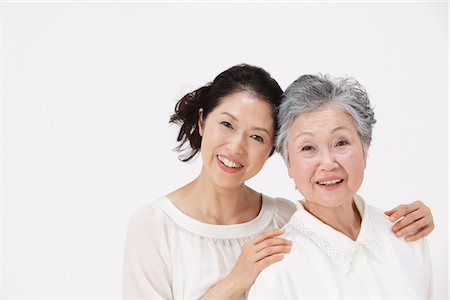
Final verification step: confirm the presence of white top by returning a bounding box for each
[123,194,296,300]
[248,195,432,299]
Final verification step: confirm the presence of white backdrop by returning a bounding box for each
[1,1,448,299]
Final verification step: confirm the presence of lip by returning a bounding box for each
[315,176,344,191]
[216,155,244,174]
[316,176,343,183]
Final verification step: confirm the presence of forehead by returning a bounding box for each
[290,106,357,135]
[212,91,275,123]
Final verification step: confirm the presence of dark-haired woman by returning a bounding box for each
[123,64,434,300]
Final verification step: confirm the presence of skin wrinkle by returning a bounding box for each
[287,106,366,240]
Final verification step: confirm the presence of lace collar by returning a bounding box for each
[289,195,382,273]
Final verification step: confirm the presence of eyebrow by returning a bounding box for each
[294,126,352,139]
[220,112,272,136]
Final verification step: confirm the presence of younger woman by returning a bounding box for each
[123,64,434,299]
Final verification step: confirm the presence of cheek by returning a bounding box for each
[341,151,366,184]
[203,125,224,144]
[251,146,272,168]
[289,155,315,184]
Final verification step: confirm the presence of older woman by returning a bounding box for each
[124,66,434,300]
[248,74,432,299]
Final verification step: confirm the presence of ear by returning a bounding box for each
[287,157,294,179]
[198,108,204,136]
[363,139,371,169]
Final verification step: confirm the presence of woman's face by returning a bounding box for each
[287,105,366,208]
[199,91,274,189]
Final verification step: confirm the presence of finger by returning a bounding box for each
[395,218,427,237]
[384,204,405,216]
[254,237,292,253]
[254,245,292,262]
[392,210,423,232]
[256,253,284,271]
[251,228,285,244]
[387,202,421,222]
[405,231,425,242]
[384,209,395,216]
[414,204,432,221]
[386,205,406,222]
[405,224,434,242]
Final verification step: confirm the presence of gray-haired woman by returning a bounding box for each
[248,74,432,299]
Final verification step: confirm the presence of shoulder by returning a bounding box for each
[248,258,284,298]
[128,197,168,222]
[365,202,429,252]
[364,202,431,278]
[263,195,297,227]
[126,197,174,240]
[366,204,392,228]
[364,203,404,241]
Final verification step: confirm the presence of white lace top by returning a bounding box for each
[248,195,432,299]
[123,194,296,300]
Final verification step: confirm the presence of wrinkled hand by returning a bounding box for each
[227,228,292,294]
[385,200,434,241]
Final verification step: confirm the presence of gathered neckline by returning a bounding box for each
[156,194,276,239]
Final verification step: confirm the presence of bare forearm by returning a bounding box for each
[200,276,246,300]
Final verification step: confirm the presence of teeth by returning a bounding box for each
[318,179,342,186]
[218,155,242,168]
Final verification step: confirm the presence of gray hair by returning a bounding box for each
[276,74,376,162]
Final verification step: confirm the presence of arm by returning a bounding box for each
[422,239,433,299]
[384,200,434,241]
[123,209,172,300]
[200,229,292,300]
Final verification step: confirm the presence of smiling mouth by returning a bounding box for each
[317,179,343,186]
[217,155,243,169]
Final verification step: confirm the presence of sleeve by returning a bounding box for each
[247,266,284,299]
[273,197,297,228]
[421,238,433,300]
[123,206,173,300]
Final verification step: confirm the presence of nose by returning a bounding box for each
[319,149,338,171]
[228,132,246,155]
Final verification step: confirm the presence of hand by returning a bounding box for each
[385,200,434,242]
[226,228,292,295]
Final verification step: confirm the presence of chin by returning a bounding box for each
[309,195,353,208]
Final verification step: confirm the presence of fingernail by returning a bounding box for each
[395,231,402,237]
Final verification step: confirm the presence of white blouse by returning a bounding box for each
[123,194,296,300]
[248,195,432,299]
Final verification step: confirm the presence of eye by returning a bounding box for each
[301,145,315,151]
[251,135,264,143]
[335,140,349,147]
[221,121,233,129]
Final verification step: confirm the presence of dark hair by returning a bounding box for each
[169,64,283,161]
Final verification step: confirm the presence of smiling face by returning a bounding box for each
[198,91,275,189]
[287,105,366,209]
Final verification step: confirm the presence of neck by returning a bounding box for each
[302,199,362,241]
[168,169,261,225]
